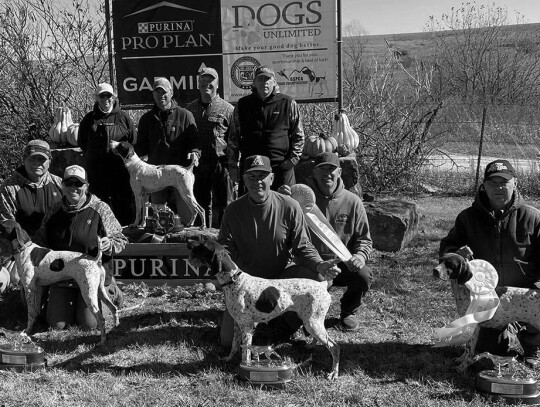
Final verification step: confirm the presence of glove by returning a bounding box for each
[279,159,294,170]
[346,254,365,273]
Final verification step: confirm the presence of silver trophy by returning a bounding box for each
[0,328,46,371]
[237,344,294,386]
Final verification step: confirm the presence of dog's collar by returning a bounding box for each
[219,268,242,288]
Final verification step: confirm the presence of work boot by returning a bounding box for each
[340,315,359,331]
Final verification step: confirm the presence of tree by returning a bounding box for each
[426,2,540,105]
[0,0,108,178]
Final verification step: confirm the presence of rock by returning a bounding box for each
[365,199,419,252]
[204,282,216,292]
[295,155,363,197]
[50,147,84,178]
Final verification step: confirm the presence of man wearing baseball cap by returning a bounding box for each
[228,65,305,191]
[186,67,234,228]
[440,158,540,367]
[136,77,201,221]
[79,82,136,226]
[217,154,340,348]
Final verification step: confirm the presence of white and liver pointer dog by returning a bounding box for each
[0,220,118,344]
[434,252,540,370]
[110,140,205,228]
[188,239,340,379]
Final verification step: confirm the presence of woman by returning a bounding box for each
[34,165,128,330]
[78,83,136,226]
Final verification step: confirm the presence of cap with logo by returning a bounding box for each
[253,66,275,80]
[314,152,340,168]
[243,155,272,174]
[24,140,51,159]
[95,83,116,97]
[199,67,219,80]
[484,159,516,181]
[153,77,172,92]
[63,165,88,184]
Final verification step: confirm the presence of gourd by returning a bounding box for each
[331,112,360,156]
[67,123,79,146]
[304,133,338,158]
[48,107,76,146]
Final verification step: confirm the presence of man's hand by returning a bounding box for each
[316,260,341,280]
[277,184,292,196]
[188,152,199,167]
[346,254,365,273]
[100,237,112,253]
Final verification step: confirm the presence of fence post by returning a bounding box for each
[474,106,488,192]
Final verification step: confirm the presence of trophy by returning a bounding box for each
[0,328,46,372]
[475,352,540,404]
[237,345,294,387]
[144,203,183,235]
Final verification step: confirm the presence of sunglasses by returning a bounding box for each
[63,179,85,188]
[99,93,113,99]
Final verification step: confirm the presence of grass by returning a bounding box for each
[1,195,539,406]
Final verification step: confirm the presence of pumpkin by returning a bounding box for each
[304,133,337,158]
[67,123,80,146]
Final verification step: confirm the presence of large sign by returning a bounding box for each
[111,0,337,107]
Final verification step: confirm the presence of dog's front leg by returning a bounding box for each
[24,283,43,334]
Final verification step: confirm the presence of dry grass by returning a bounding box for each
[1,195,539,406]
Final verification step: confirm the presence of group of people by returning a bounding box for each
[0,64,538,369]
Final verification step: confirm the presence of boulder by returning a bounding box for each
[295,154,362,196]
[365,199,419,252]
[50,147,84,178]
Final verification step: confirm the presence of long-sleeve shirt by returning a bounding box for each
[218,190,321,278]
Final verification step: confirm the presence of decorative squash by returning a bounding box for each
[49,107,77,146]
[48,107,63,143]
[304,133,337,158]
[67,123,80,146]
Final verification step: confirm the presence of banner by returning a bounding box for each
[111,0,337,107]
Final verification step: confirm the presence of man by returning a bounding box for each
[280,152,373,331]
[227,66,304,191]
[78,83,136,226]
[218,154,340,347]
[440,159,540,367]
[185,67,234,228]
[0,140,62,288]
[135,77,201,221]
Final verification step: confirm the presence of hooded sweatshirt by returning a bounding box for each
[440,186,540,288]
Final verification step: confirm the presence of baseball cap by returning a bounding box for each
[63,165,88,184]
[243,155,272,174]
[95,83,116,97]
[484,159,516,181]
[153,77,172,92]
[199,67,219,80]
[253,66,275,80]
[24,140,51,159]
[314,152,340,168]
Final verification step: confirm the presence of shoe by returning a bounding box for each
[524,350,540,369]
[340,315,359,331]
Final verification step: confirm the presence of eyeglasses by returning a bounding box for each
[99,93,113,99]
[63,179,85,187]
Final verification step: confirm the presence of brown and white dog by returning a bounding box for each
[434,253,540,370]
[0,220,118,344]
[187,239,340,379]
[110,140,205,228]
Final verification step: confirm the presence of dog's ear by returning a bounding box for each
[0,220,30,251]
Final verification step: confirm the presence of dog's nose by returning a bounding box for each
[433,264,448,280]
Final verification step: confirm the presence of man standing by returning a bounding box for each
[280,152,373,331]
[227,66,304,191]
[440,159,540,367]
[218,154,340,348]
[186,67,234,228]
[135,77,201,221]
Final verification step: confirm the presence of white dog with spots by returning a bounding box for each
[188,239,340,379]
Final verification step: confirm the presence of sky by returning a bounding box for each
[342,0,540,35]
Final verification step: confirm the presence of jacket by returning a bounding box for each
[306,176,373,263]
[135,101,200,167]
[440,186,540,288]
[0,168,62,236]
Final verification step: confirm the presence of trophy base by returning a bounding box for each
[479,390,540,405]
[0,361,46,372]
[237,361,294,388]
[477,370,538,396]
[0,343,46,366]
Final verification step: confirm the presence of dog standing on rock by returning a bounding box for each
[110,140,205,228]
[0,220,118,344]
[188,239,340,379]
